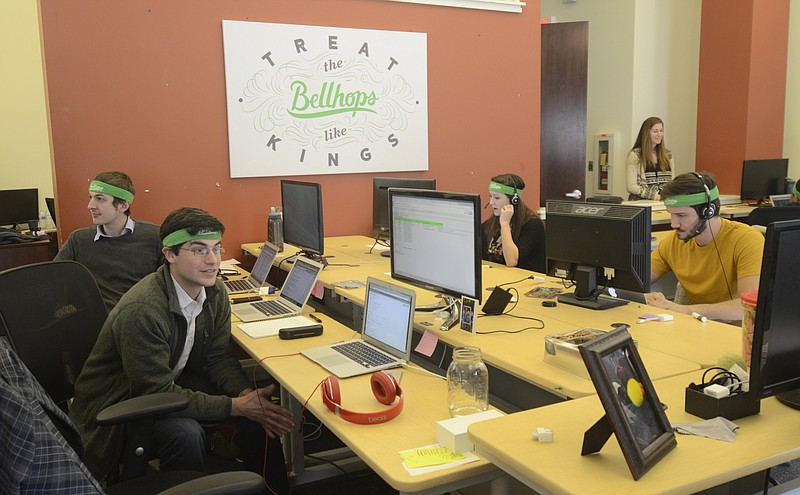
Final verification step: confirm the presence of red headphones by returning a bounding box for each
[321,372,404,425]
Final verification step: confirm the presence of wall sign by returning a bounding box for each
[222,21,429,178]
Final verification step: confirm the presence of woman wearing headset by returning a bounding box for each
[482,173,546,272]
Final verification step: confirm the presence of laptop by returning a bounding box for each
[770,194,792,207]
[223,242,278,294]
[301,277,416,379]
[231,256,324,322]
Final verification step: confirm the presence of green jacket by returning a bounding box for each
[69,264,251,479]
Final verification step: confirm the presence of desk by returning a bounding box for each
[231,313,506,494]
[469,370,800,495]
[0,239,52,271]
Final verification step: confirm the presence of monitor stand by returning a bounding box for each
[380,249,390,258]
[776,390,800,410]
[293,250,329,268]
[559,265,629,310]
[558,293,628,310]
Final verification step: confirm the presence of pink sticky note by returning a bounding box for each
[415,329,439,357]
[311,280,324,300]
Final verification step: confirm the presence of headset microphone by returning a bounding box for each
[484,202,490,209]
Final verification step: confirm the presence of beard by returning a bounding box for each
[677,218,706,243]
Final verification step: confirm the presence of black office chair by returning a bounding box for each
[745,206,800,227]
[0,261,265,494]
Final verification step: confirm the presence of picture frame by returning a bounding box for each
[578,327,676,480]
[460,296,477,334]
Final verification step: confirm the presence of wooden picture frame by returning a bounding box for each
[579,327,676,480]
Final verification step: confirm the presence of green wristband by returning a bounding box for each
[89,180,134,203]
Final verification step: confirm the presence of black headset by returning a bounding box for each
[692,172,716,219]
[509,175,521,206]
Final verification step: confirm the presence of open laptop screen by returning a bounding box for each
[281,259,321,307]
[363,282,414,355]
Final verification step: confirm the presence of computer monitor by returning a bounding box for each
[747,219,800,410]
[0,188,38,228]
[372,177,436,239]
[546,201,651,310]
[389,188,482,303]
[281,180,324,259]
[740,158,789,204]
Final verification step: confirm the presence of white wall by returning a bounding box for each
[0,1,54,215]
[785,0,800,182]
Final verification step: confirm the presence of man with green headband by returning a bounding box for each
[647,172,764,321]
[69,207,292,492]
[55,171,161,309]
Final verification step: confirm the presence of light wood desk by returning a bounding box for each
[230,312,506,494]
[469,370,800,495]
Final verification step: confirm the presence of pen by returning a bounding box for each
[691,312,708,323]
[309,314,322,323]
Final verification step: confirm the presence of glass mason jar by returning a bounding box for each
[446,346,489,417]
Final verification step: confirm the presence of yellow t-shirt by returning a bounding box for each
[651,219,764,304]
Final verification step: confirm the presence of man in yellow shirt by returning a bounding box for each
[648,172,764,321]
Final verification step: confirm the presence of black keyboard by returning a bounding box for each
[332,341,396,368]
[252,300,292,316]
[225,279,254,292]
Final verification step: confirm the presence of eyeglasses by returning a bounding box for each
[179,246,225,258]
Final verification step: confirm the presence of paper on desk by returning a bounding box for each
[399,443,478,475]
[220,259,241,268]
[401,445,466,468]
[237,316,314,339]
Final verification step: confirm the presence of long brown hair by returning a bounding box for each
[631,117,671,173]
[485,173,536,242]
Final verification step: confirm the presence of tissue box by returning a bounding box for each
[436,410,503,453]
[543,328,607,379]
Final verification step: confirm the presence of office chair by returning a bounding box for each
[0,261,265,494]
[745,206,800,228]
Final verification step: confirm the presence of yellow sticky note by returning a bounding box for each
[400,446,466,468]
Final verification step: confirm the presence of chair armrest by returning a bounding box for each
[156,471,265,495]
[95,392,188,426]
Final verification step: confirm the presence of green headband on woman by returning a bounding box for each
[663,185,720,207]
[89,180,134,203]
[162,228,222,247]
[489,181,520,197]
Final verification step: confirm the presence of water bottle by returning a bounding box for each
[446,346,489,417]
[267,207,284,252]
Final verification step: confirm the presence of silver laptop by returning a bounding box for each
[301,277,416,378]
[770,194,792,207]
[223,242,278,294]
[231,256,324,322]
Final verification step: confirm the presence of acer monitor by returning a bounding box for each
[546,201,651,310]
[740,159,789,204]
[389,188,482,303]
[281,180,324,259]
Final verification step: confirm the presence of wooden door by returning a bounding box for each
[540,22,589,206]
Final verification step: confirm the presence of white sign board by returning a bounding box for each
[222,21,429,178]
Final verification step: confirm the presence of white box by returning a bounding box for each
[436,410,503,453]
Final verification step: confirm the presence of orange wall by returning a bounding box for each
[40,0,542,257]
[696,0,789,192]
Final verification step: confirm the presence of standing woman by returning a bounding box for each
[626,117,674,200]
[482,174,546,272]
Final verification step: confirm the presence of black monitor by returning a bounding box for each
[748,219,800,410]
[389,188,482,303]
[0,188,38,228]
[281,180,324,259]
[372,177,436,239]
[740,158,789,204]
[546,201,651,310]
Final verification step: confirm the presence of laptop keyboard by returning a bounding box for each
[252,299,292,316]
[332,341,396,368]
[225,279,254,292]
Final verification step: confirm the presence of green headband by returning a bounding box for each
[663,185,720,207]
[89,180,134,203]
[162,228,222,247]
[489,181,520,197]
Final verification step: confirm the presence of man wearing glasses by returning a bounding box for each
[69,207,293,493]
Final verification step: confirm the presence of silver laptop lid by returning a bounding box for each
[278,256,325,310]
[360,277,416,362]
[248,241,279,286]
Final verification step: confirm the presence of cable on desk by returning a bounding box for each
[277,253,300,271]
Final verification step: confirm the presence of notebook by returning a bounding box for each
[231,256,324,322]
[223,242,278,294]
[770,194,792,207]
[301,277,416,378]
